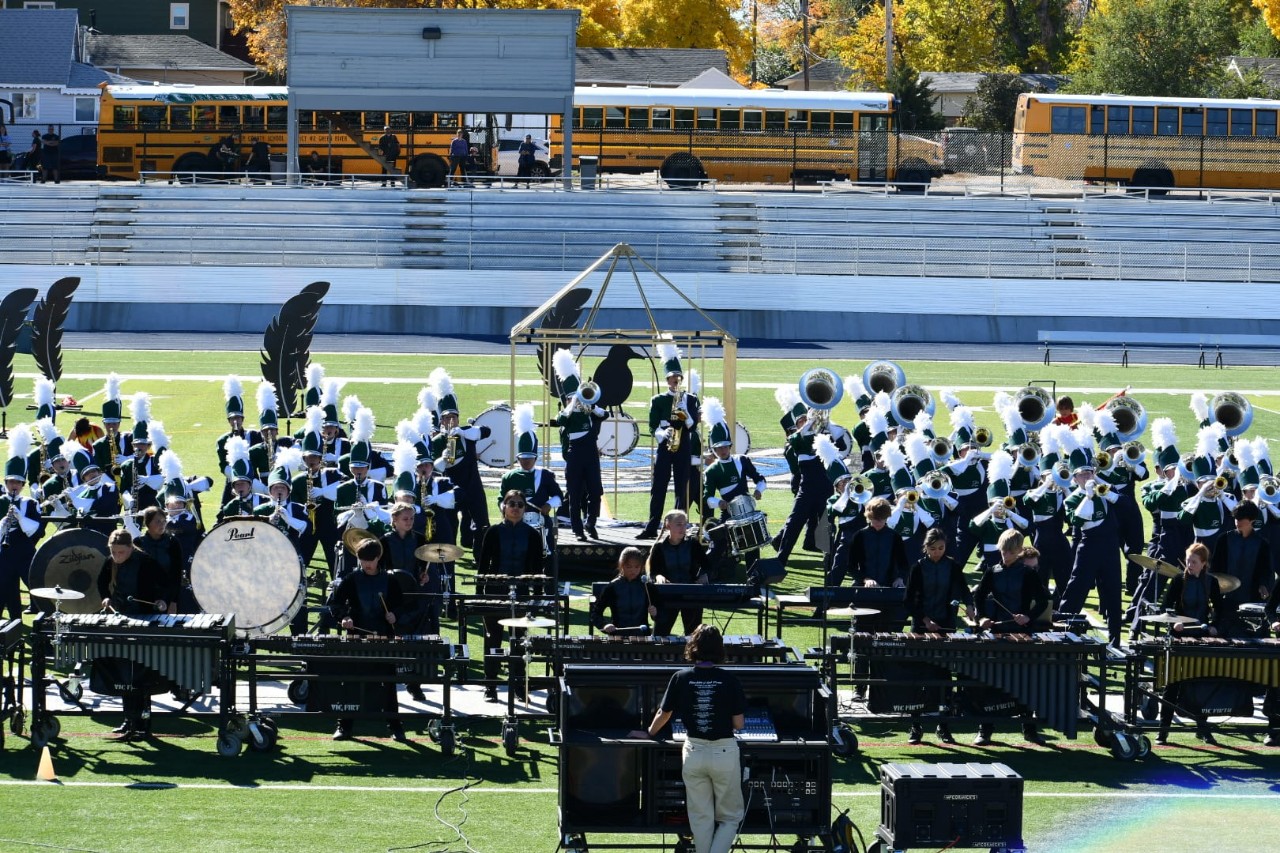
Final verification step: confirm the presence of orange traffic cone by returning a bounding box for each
[36,745,57,782]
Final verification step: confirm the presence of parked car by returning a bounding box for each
[496,137,551,178]
[12,132,101,180]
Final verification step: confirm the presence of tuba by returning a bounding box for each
[798,367,844,434]
[1209,391,1253,437]
[928,436,953,464]
[1120,440,1146,467]
[1014,386,1055,432]
[890,384,935,424]
[862,360,906,397]
[1104,395,1148,442]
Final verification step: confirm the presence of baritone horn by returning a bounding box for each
[1121,440,1146,466]
[890,384,935,424]
[1258,474,1280,504]
[973,426,993,448]
[862,360,906,396]
[575,380,602,410]
[1209,391,1253,437]
[850,475,874,495]
[1104,394,1148,441]
[798,367,844,432]
[1014,385,1055,431]
[921,471,952,500]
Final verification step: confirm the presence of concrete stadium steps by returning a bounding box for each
[0,186,98,265]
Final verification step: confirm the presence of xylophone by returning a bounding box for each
[844,631,1106,737]
[1131,637,1280,689]
[246,633,467,680]
[527,633,795,666]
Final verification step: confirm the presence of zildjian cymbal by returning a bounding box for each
[415,543,464,563]
[30,586,86,601]
[1137,613,1198,626]
[1128,553,1182,579]
[825,607,881,618]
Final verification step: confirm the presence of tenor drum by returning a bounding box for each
[29,528,109,615]
[190,518,304,635]
[734,421,751,455]
[598,412,640,459]
[725,513,770,555]
[473,405,515,468]
[727,495,759,520]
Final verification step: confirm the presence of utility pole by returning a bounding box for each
[751,0,758,85]
[885,0,894,82]
[801,0,811,90]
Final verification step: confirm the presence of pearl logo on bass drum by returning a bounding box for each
[224,527,257,542]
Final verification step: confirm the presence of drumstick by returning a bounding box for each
[379,593,390,615]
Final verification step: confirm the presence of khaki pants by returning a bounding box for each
[682,737,744,853]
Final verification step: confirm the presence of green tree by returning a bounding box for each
[997,0,1072,71]
[1238,13,1280,56]
[889,63,945,131]
[752,44,800,86]
[1216,65,1280,97]
[961,73,1034,131]
[1067,0,1239,96]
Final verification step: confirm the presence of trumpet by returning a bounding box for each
[1093,481,1111,497]
[1212,475,1229,494]
[1120,440,1146,467]
[1001,495,1017,509]
[850,475,874,495]
[973,427,993,448]
[1258,474,1280,504]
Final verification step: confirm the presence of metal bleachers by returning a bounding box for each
[0,186,99,265]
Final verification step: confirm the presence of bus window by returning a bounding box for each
[436,113,458,128]
[298,111,316,131]
[719,109,740,130]
[113,105,136,129]
[170,105,192,129]
[1089,105,1105,134]
[605,106,625,129]
[389,112,409,129]
[1132,106,1154,135]
[1206,108,1228,136]
[809,111,831,132]
[1258,110,1278,137]
[195,105,216,129]
[1051,105,1086,133]
[627,107,648,130]
[217,105,240,128]
[242,106,265,130]
[365,112,386,130]
[1230,109,1253,136]
[1182,108,1203,135]
[833,111,854,131]
[652,108,672,130]
[1107,105,1129,134]
[1156,107,1178,135]
[743,110,763,132]
[787,110,808,130]
[674,109,694,129]
[764,110,786,130]
[412,112,434,130]
[139,105,166,129]
[697,108,716,130]
[267,106,287,130]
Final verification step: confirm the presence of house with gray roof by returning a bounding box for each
[575,48,729,87]
[774,59,857,91]
[919,72,1064,125]
[85,33,255,84]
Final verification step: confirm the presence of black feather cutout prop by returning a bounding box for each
[260,281,329,417]
[30,276,79,383]
[0,288,39,409]
[537,287,592,398]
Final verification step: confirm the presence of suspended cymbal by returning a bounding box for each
[498,616,556,629]
[1138,613,1198,626]
[343,528,377,555]
[1128,553,1181,579]
[1210,573,1242,594]
[415,543,463,563]
[30,585,86,601]
[826,607,881,618]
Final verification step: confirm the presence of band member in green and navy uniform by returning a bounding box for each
[219,436,265,521]
[776,385,822,551]
[319,379,350,466]
[967,450,1027,571]
[393,426,459,605]
[702,397,767,519]
[997,401,1037,509]
[1060,434,1125,646]
[772,402,833,568]
[28,419,59,490]
[882,442,931,559]
[1239,438,1280,588]
[499,404,563,553]
[156,450,208,611]
[250,381,293,491]
[429,368,490,550]
[256,450,311,633]
[0,427,42,620]
[639,345,700,539]
[1022,424,1074,602]
[34,434,79,520]
[944,405,988,567]
[550,350,606,541]
[1178,424,1237,553]
[33,376,56,425]
[905,431,957,546]
[335,439,391,574]
[1090,406,1148,594]
[1140,419,1193,599]
[69,453,121,537]
[119,395,165,516]
[816,433,867,589]
[93,373,132,483]
[292,406,343,580]
[215,377,261,506]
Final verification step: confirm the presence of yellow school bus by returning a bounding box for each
[556,86,943,189]
[1013,92,1280,192]
[96,83,493,186]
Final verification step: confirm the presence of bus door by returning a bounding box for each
[858,114,889,181]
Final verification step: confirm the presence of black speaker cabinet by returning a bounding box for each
[877,762,1024,852]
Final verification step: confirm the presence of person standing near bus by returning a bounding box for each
[448,128,469,185]
[377,125,401,186]
[39,125,60,184]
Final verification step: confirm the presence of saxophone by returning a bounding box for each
[265,434,277,472]
[443,431,458,467]
[668,391,688,454]
[305,470,319,527]
[419,476,436,541]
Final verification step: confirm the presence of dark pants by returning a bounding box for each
[1031,520,1073,603]
[565,437,602,535]
[952,491,987,567]
[1113,489,1145,593]
[654,606,703,636]
[825,521,862,588]
[775,460,831,567]
[1060,521,1122,643]
[381,158,398,184]
[449,155,468,181]
[455,466,489,549]
[646,443,690,531]
[482,616,525,685]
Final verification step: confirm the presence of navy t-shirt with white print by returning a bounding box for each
[660,665,746,740]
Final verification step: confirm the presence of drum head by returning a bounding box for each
[734,422,750,455]
[598,412,640,459]
[29,528,109,615]
[190,519,304,635]
[522,509,545,529]
[473,405,515,468]
[728,495,758,519]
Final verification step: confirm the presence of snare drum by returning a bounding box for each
[725,513,770,555]
[598,412,640,459]
[28,528,110,615]
[190,518,305,635]
[523,509,551,555]
[473,405,515,468]
[727,495,759,520]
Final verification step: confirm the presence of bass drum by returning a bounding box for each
[598,412,640,459]
[190,518,304,636]
[734,422,751,455]
[473,405,515,468]
[29,528,110,615]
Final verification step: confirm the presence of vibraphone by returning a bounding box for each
[0,619,23,749]
[838,631,1107,738]
[455,573,569,657]
[28,612,237,749]
[631,582,768,635]
[239,633,468,754]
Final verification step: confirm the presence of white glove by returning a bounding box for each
[655,428,671,444]
[422,494,435,507]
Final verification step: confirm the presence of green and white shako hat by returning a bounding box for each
[514,403,538,459]
[4,425,30,481]
[101,373,123,423]
[223,376,245,418]
[657,343,682,377]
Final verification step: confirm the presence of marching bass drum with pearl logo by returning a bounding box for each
[189,518,304,636]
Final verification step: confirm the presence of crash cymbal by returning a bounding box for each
[415,543,464,563]
[29,585,86,601]
[1210,573,1242,594]
[342,528,378,555]
[826,607,881,618]
[1138,613,1198,625]
[1128,553,1182,579]
[498,616,556,629]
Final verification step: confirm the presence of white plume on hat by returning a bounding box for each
[657,343,680,364]
[905,431,930,466]
[873,391,892,415]
[774,385,801,413]
[1237,439,1257,471]
[275,446,304,478]
[321,378,341,407]
[33,377,54,407]
[1195,424,1223,459]
[1150,417,1177,451]
[939,388,962,411]
[429,367,453,400]
[513,402,536,437]
[159,448,184,482]
[1039,424,1064,458]
[552,349,579,382]
[342,395,362,425]
[305,405,324,437]
[913,411,933,436]
[6,424,30,463]
[351,407,375,444]
[1190,392,1210,423]
[417,386,438,414]
[999,405,1023,438]
[149,420,169,451]
[1094,408,1118,438]
[226,435,250,468]
[130,392,151,424]
[950,405,975,434]
[396,419,419,445]
[412,408,434,439]
[393,441,418,477]
[104,373,122,402]
[844,374,867,403]
[1078,404,1097,433]
[815,432,841,467]
[1252,437,1271,466]
[35,418,58,443]
[882,442,907,475]
[306,363,325,390]
[223,375,242,402]
[256,381,279,415]
[704,397,727,431]
[992,391,1013,414]
[987,448,1015,483]
[866,406,888,437]
[688,369,701,396]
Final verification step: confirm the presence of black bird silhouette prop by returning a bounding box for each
[260,281,329,417]
[0,288,39,410]
[590,345,644,412]
[536,287,592,398]
[30,276,79,383]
